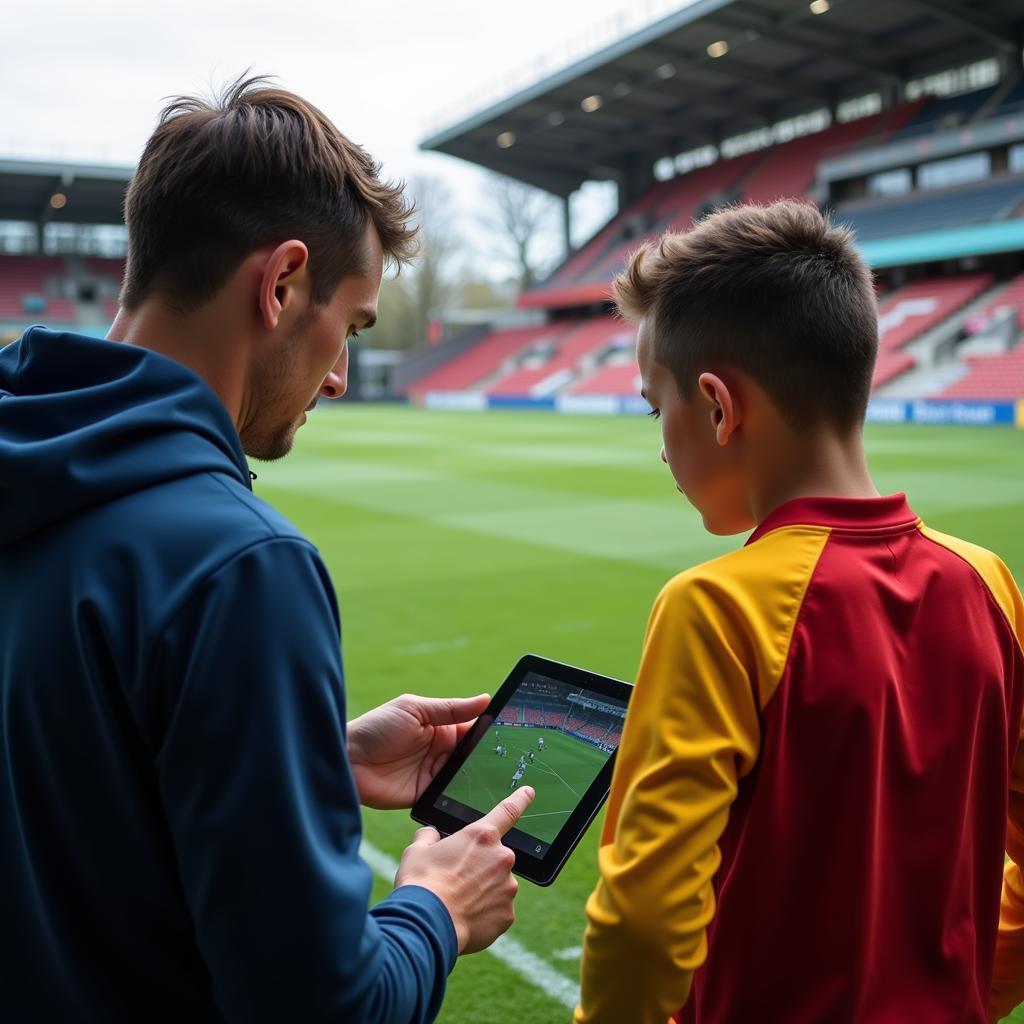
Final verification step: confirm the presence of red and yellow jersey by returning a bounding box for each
[576,494,1024,1024]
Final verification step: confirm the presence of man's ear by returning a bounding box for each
[257,240,310,331]
[697,371,740,446]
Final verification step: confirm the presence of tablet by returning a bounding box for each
[411,654,631,886]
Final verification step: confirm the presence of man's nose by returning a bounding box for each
[320,343,349,400]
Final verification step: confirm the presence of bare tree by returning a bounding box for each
[484,175,561,291]
[402,176,461,345]
[362,175,462,350]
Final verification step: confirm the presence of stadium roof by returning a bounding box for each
[0,158,132,226]
[421,0,1024,197]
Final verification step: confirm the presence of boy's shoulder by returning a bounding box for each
[651,525,832,691]
[916,524,1024,641]
[658,521,831,613]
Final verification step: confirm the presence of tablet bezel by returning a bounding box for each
[410,654,631,886]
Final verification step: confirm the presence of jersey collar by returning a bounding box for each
[747,493,919,545]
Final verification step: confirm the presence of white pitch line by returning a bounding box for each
[392,636,469,657]
[553,946,583,961]
[360,838,580,1011]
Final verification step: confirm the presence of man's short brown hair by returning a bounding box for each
[614,201,877,430]
[121,74,417,313]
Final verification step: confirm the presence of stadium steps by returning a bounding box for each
[487,317,624,396]
[873,278,1012,397]
[874,358,970,399]
[835,174,1024,241]
[871,274,994,392]
[938,335,1024,399]
[408,323,571,396]
[974,76,1020,122]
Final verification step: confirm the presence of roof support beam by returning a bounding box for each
[904,0,1017,52]
[714,17,903,86]
[641,38,832,106]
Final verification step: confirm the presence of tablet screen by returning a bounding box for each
[431,669,627,859]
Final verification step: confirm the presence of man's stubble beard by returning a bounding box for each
[239,316,310,462]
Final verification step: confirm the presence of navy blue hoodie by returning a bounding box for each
[0,327,456,1023]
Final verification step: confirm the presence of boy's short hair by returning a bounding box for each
[121,74,417,313]
[614,201,877,430]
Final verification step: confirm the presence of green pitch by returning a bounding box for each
[444,727,610,843]
[255,405,1024,1024]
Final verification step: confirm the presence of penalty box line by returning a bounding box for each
[360,839,580,1011]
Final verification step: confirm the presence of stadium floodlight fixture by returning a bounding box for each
[49,193,67,210]
[547,110,566,126]
[612,81,632,97]
[581,94,603,113]
[809,0,830,12]
[655,63,677,80]
[707,39,729,58]
[496,131,516,148]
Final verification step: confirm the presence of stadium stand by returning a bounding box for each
[872,274,994,388]
[739,113,888,206]
[979,270,1024,324]
[567,360,641,397]
[835,175,1024,241]
[488,317,624,396]
[899,84,1000,136]
[408,323,570,396]
[940,342,1024,399]
[0,255,75,322]
[563,150,763,285]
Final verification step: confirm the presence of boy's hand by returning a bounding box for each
[347,693,490,809]
[395,786,535,953]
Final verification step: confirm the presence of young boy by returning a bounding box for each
[575,201,1024,1024]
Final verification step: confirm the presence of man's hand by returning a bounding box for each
[396,786,535,954]
[347,693,490,809]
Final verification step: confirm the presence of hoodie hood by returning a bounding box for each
[0,326,250,547]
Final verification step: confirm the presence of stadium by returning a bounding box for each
[2,1,1024,1022]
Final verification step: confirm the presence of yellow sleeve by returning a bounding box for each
[575,529,826,1024]
[991,739,1024,1023]
[978,561,1024,1022]
[574,575,761,1024]
[916,528,1024,1023]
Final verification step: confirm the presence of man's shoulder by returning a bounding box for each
[128,468,308,551]
[74,468,323,615]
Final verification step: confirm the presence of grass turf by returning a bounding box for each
[255,405,1024,1024]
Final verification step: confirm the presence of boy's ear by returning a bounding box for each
[697,372,739,446]
[257,240,310,332]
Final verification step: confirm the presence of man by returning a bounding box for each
[0,77,533,1023]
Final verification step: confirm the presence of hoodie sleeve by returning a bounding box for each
[150,537,456,1024]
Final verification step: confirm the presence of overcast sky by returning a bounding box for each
[1,0,696,270]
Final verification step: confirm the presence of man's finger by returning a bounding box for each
[480,786,535,837]
[410,825,441,847]
[407,694,490,725]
